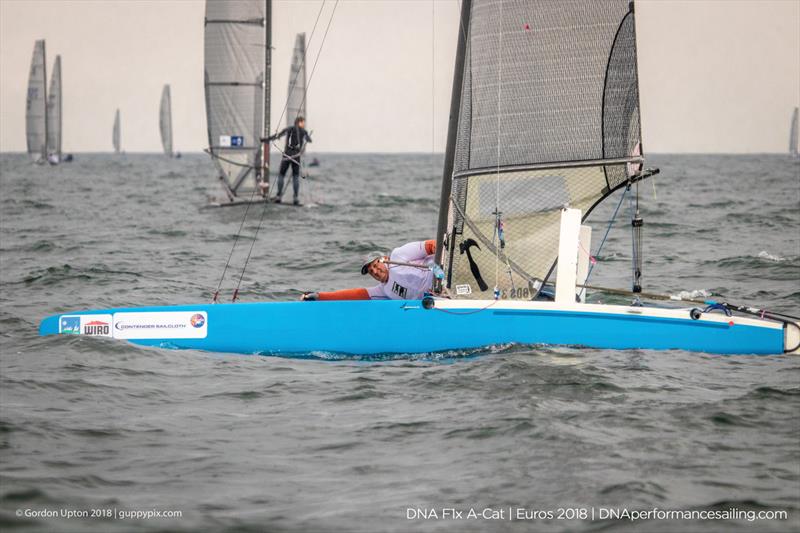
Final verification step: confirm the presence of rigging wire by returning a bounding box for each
[432,0,435,189]
[492,0,504,300]
[577,186,628,300]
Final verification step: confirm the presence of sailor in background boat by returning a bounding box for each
[265,116,312,205]
[302,240,436,301]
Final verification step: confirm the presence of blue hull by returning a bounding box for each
[39,300,787,356]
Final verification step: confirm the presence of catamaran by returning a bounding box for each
[26,40,47,164]
[204,0,271,206]
[46,55,62,165]
[112,109,121,154]
[790,107,798,158]
[39,0,799,355]
[160,84,173,157]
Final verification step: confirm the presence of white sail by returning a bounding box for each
[160,84,173,157]
[113,109,120,154]
[47,55,62,161]
[790,107,798,157]
[286,32,306,128]
[204,0,268,199]
[26,40,47,162]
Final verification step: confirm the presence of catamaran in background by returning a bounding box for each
[204,0,271,206]
[26,40,47,165]
[46,55,61,165]
[112,108,121,155]
[790,107,799,159]
[159,84,175,158]
[286,32,312,181]
[26,41,72,164]
[39,0,800,355]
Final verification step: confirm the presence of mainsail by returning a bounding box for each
[160,84,173,157]
[436,0,644,299]
[26,40,48,162]
[790,107,798,157]
[204,0,270,199]
[47,55,62,160]
[112,109,121,154]
[286,32,306,127]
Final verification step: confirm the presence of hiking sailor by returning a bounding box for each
[264,116,312,205]
[302,240,437,301]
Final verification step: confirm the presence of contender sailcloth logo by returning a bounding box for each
[112,311,208,339]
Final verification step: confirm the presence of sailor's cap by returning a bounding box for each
[360,252,386,275]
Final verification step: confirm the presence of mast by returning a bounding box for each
[433,0,472,293]
[260,0,272,182]
[53,56,61,158]
[42,41,48,160]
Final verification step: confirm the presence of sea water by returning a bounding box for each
[0,153,798,532]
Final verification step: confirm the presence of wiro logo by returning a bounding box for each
[190,314,205,328]
[84,320,110,336]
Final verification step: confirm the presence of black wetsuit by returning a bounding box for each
[273,126,312,202]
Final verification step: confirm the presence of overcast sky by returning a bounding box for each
[0,0,798,153]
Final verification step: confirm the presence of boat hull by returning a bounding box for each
[38,299,790,356]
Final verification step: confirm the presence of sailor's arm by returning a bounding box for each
[392,240,436,262]
[302,288,370,301]
[262,128,290,142]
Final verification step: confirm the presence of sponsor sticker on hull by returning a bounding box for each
[58,315,113,337]
[112,311,208,339]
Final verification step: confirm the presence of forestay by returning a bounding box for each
[204,0,268,197]
[286,33,307,127]
[160,84,173,157]
[438,0,644,299]
[26,40,47,162]
[47,55,62,159]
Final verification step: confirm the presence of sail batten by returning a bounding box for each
[26,40,47,162]
[439,0,643,299]
[204,0,268,197]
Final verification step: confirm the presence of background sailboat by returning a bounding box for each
[46,55,61,164]
[286,33,306,127]
[160,84,173,157]
[112,108,120,154]
[25,40,47,164]
[286,32,311,175]
[790,107,798,158]
[204,0,270,204]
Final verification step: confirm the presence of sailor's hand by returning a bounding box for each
[301,292,319,301]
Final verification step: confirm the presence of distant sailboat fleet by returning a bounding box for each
[25,10,315,168]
